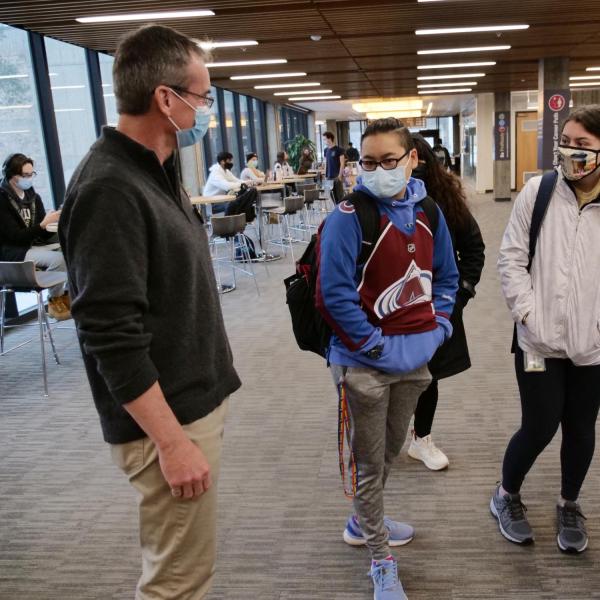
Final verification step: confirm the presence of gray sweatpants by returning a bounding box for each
[331,364,431,560]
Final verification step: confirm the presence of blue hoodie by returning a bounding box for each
[316,178,458,373]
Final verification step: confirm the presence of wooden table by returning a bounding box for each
[190,194,231,205]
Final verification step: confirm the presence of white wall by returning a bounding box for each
[475,93,494,193]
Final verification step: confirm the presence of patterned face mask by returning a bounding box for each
[558,145,600,181]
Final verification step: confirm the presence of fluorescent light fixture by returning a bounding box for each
[254,82,320,89]
[585,67,600,71]
[416,24,528,35]
[353,100,423,112]
[0,104,32,110]
[570,81,600,87]
[0,74,28,80]
[315,120,325,125]
[231,72,306,80]
[51,85,86,90]
[418,88,472,94]
[54,108,85,112]
[207,59,287,68]
[76,10,215,23]
[426,102,433,116]
[275,89,331,96]
[199,40,258,50]
[291,95,341,101]
[418,61,496,69]
[366,110,422,119]
[417,73,485,80]
[418,45,510,55]
[418,81,478,88]
[570,75,600,80]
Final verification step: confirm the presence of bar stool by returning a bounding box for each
[210,214,260,296]
[0,261,66,397]
[263,195,307,262]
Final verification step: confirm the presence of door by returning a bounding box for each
[516,111,539,191]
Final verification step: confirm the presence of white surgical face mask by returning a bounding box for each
[16,177,34,191]
[360,154,411,198]
[168,88,211,147]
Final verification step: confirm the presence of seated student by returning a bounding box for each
[0,153,70,321]
[203,151,243,213]
[240,152,265,183]
[298,147,314,175]
[273,151,294,179]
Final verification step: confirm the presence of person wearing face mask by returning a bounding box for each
[59,25,241,600]
[204,151,245,213]
[0,153,70,320]
[240,152,265,183]
[492,105,600,555]
[316,119,458,600]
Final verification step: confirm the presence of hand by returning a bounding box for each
[40,210,60,229]
[158,436,211,500]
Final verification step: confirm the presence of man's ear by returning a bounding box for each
[409,149,419,170]
[154,85,173,117]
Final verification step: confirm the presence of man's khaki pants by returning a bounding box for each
[111,399,229,600]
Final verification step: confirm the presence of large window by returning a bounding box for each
[279,106,308,149]
[98,53,117,126]
[239,95,252,162]
[0,25,52,208]
[204,85,222,167]
[45,37,97,184]
[222,90,240,175]
[251,98,266,171]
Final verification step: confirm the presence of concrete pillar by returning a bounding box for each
[265,103,279,169]
[493,91,511,202]
[475,93,494,194]
[538,57,570,171]
[337,121,350,148]
[325,119,337,140]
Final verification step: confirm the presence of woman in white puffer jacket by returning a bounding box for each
[491,105,600,555]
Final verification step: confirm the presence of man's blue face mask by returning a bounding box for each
[168,88,211,147]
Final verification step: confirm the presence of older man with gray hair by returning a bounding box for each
[59,25,241,600]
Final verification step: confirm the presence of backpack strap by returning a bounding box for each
[418,195,438,237]
[527,169,558,272]
[343,191,381,264]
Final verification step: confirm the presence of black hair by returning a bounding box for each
[217,151,233,163]
[361,118,414,152]
[561,105,600,139]
[2,153,33,180]
[276,151,287,163]
[323,131,335,141]
[246,152,257,162]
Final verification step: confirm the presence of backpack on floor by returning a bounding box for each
[284,191,439,358]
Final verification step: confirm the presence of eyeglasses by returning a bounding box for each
[359,150,410,172]
[20,171,37,179]
[168,85,214,109]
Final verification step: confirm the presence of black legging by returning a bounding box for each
[502,347,600,501]
[414,379,438,438]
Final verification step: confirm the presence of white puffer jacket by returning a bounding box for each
[498,169,600,365]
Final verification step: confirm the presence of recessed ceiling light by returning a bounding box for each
[76,9,215,23]
[418,61,496,70]
[418,45,510,55]
[199,40,258,50]
[416,25,528,35]
[417,73,485,80]
[585,67,600,71]
[418,81,478,88]
[290,95,341,101]
[275,89,332,96]
[310,34,322,41]
[353,100,423,112]
[418,88,472,94]
[207,59,286,68]
[570,75,600,80]
[231,72,306,80]
[365,110,422,119]
[570,81,600,87]
[254,82,320,89]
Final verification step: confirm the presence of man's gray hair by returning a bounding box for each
[113,25,208,116]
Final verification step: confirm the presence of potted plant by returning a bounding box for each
[285,134,317,172]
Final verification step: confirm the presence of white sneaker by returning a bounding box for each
[407,431,449,471]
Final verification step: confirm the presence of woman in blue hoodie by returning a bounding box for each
[316,119,458,600]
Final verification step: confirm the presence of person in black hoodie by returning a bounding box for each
[407,134,485,470]
[0,153,70,320]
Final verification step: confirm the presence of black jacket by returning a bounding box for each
[59,127,241,444]
[428,209,485,379]
[0,180,54,261]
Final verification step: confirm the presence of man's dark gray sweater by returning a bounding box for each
[59,127,241,444]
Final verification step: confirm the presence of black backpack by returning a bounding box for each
[510,169,558,353]
[284,191,439,358]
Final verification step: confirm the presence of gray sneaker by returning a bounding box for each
[557,501,588,553]
[490,485,534,544]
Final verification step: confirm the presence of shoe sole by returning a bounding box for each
[489,497,534,545]
[557,534,588,554]
[407,447,449,471]
[343,529,414,547]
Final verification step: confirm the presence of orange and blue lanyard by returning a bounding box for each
[337,379,358,499]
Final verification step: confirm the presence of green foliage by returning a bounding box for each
[285,134,317,172]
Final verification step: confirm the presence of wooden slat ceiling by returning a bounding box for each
[1,0,600,108]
